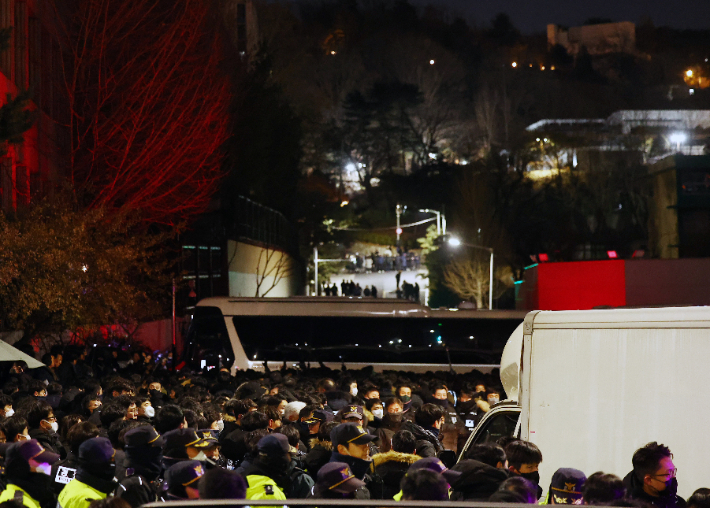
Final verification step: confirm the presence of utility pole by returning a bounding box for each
[396,204,402,246]
[314,246,319,296]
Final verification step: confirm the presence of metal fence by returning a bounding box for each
[233,195,298,254]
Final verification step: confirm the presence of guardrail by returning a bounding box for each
[145,500,542,508]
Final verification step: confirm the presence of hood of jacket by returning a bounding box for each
[450,459,509,498]
[372,450,420,468]
[401,420,443,452]
[309,438,333,451]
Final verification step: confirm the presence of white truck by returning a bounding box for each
[459,306,710,500]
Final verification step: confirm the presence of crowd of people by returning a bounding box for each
[0,345,707,508]
[346,249,421,274]
[324,280,379,298]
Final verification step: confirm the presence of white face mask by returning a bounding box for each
[144,406,155,418]
[372,409,384,419]
[46,421,59,433]
[193,451,208,462]
[4,409,13,417]
[488,397,500,405]
[351,387,358,396]
[215,420,224,432]
[35,463,52,476]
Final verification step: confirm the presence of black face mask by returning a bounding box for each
[457,400,477,413]
[520,471,540,485]
[433,398,449,409]
[660,477,678,497]
[399,395,411,403]
[382,413,403,426]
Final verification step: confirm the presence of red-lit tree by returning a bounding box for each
[54,0,231,225]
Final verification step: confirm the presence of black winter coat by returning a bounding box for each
[367,450,420,499]
[623,471,686,508]
[450,459,509,501]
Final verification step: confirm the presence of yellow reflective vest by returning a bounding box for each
[245,474,287,501]
[0,484,42,508]
[57,479,106,508]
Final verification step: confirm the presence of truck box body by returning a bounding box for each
[520,307,710,499]
[461,306,710,500]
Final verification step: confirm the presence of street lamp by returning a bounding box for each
[670,132,687,152]
[419,208,446,236]
[313,246,346,296]
[396,204,402,246]
[447,235,494,310]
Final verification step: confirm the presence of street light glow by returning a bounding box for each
[345,163,356,172]
[511,62,517,68]
[686,69,694,78]
[670,133,687,144]
[446,235,494,309]
[429,59,435,65]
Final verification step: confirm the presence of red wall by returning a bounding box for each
[531,260,627,310]
[518,258,710,311]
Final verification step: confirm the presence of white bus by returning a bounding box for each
[184,297,527,373]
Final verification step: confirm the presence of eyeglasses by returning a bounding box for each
[653,468,678,480]
[44,416,57,422]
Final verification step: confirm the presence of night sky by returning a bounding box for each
[414,0,710,33]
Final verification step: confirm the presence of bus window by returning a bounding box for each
[185,306,234,370]
[231,316,505,364]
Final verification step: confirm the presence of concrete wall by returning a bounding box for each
[227,240,301,297]
[548,22,635,56]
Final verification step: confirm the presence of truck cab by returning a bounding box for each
[457,321,524,461]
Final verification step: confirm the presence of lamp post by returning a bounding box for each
[419,208,446,236]
[396,204,402,246]
[448,236,494,310]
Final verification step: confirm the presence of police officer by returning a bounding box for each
[58,438,116,508]
[115,425,164,508]
[0,439,60,508]
[161,428,211,471]
[164,460,204,500]
[51,422,100,495]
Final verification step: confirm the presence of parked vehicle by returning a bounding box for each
[458,306,710,499]
[184,297,525,372]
